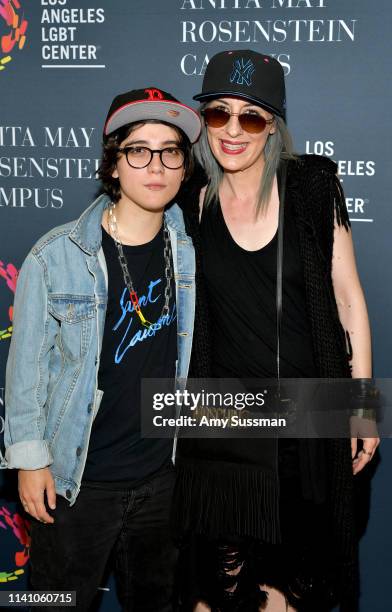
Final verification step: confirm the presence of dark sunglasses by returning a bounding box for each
[201,107,274,134]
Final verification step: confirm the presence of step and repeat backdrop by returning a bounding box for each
[1,1,391,609]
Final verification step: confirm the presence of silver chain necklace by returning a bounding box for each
[108,202,173,328]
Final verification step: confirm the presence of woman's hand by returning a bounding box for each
[18,467,56,523]
[350,416,380,475]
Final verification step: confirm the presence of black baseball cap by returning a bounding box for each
[194,50,286,119]
[104,87,201,143]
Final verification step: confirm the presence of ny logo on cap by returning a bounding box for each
[230,58,255,87]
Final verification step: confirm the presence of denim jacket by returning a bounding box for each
[1,195,195,504]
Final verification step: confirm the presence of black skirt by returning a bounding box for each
[175,439,339,612]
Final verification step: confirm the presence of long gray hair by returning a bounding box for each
[193,102,297,216]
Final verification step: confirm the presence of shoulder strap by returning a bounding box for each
[276,160,288,380]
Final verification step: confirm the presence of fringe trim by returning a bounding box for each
[338,559,360,612]
[332,173,351,230]
[172,458,280,544]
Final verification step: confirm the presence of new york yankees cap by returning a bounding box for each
[194,50,286,119]
[104,88,201,143]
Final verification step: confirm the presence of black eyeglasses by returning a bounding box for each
[201,107,274,134]
[117,146,185,169]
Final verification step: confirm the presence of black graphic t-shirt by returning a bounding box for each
[83,225,177,483]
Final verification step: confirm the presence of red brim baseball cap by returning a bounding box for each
[104,87,201,143]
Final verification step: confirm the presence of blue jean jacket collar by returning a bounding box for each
[69,194,186,255]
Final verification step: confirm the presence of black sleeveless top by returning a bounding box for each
[199,195,326,495]
[201,196,317,380]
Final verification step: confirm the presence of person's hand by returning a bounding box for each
[350,415,380,475]
[18,467,56,524]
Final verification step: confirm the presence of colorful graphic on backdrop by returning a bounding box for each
[0,261,18,341]
[0,506,30,583]
[0,0,28,72]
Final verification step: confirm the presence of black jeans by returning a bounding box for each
[29,466,178,611]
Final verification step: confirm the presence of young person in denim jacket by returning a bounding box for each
[3,88,200,611]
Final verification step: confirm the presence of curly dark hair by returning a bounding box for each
[97,120,194,203]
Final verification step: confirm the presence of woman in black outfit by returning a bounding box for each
[174,49,379,612]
